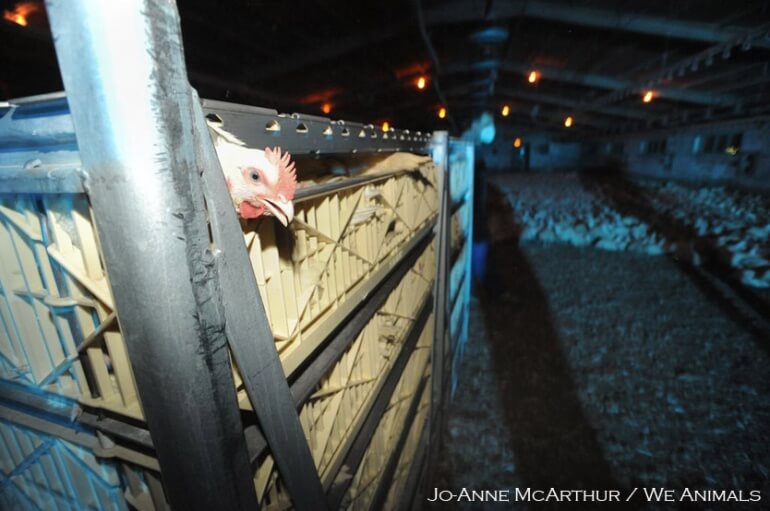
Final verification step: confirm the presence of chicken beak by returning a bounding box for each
[259,197,294,227]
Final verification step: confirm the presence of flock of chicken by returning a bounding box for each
[495,174,770,288]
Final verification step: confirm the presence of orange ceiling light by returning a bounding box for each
[3,1,41,27]
[564,116,573,127]
[394,61,430,79]
[381,121,390,132]
[528,70,540,84]
[513,137,522,148]
[416,76,427,90]
[438,106,447,119]
[501,104,510,117]
[298,87,340,105]
[643,90,654,103]
[321,102,332,114]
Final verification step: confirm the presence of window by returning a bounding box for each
[605,142,623,155]
[641,138,667,155]
[537,143,549,155]
[726,133,742,155]
[697,132,742,155]
[691,135,702,154]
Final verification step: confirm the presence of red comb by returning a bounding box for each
[264,146,297,200]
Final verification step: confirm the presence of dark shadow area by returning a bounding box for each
[475,186,636,507]
[578,169,770,351]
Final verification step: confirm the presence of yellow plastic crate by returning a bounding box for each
[251,241,434,508]
[0,417,166,511]
[341,323,432,510]
[0,156,438,423]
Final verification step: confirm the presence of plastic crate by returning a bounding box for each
[249,240,435,508]
[340,322,432,510]
[0,237,436,511]
[0,194,141,419]
[382,384,430,511]
[246,161,439,377]
[0,158,438,421]
[0,417,160,511]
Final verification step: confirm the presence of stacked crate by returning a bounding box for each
[0,94,443,509]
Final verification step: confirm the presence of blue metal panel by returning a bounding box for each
[0,193,103,403]
[446,140,474,397]
[0,418,127,511]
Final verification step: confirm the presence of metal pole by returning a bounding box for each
[44,1,258,509]
[426,130,450,490]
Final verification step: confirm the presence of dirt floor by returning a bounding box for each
[427,175,770,510]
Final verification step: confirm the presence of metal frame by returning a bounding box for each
[0,92,431,196]
[201,98,431,156]
[192,93,328,510]
[44,1,258,509]
[425,130,451,498]
[395,135,475,511]
[1,2,449,510]
[0,94,441,509]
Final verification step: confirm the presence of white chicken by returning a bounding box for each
[208,121,297,226]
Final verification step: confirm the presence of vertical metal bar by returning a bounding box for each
[451,140,474,399]
[426,130,450,488]
[44,1,258,509]
[191,94,328,511]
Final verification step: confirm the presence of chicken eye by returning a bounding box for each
[249,171,260,182]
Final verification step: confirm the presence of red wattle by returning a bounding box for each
[239,202,264,219]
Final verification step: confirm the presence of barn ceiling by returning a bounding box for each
[1,0,769,137]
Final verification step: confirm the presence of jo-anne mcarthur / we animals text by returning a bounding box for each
[426,487,763,503]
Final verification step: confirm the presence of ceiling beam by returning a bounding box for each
[428,0,770,48]
[503,64,734,107]
[443,60,736,106]
[587,22,770,109]
[491,86,654,121]
[448,99,607,130]
[444,78,646,123]
[368,93,598,135]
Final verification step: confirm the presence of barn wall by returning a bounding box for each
[528,138,583,171]
[599,120,770,189]
[479,126,584,172]
[482,119,769,190]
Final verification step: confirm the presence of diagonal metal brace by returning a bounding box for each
[191,92,328,511]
